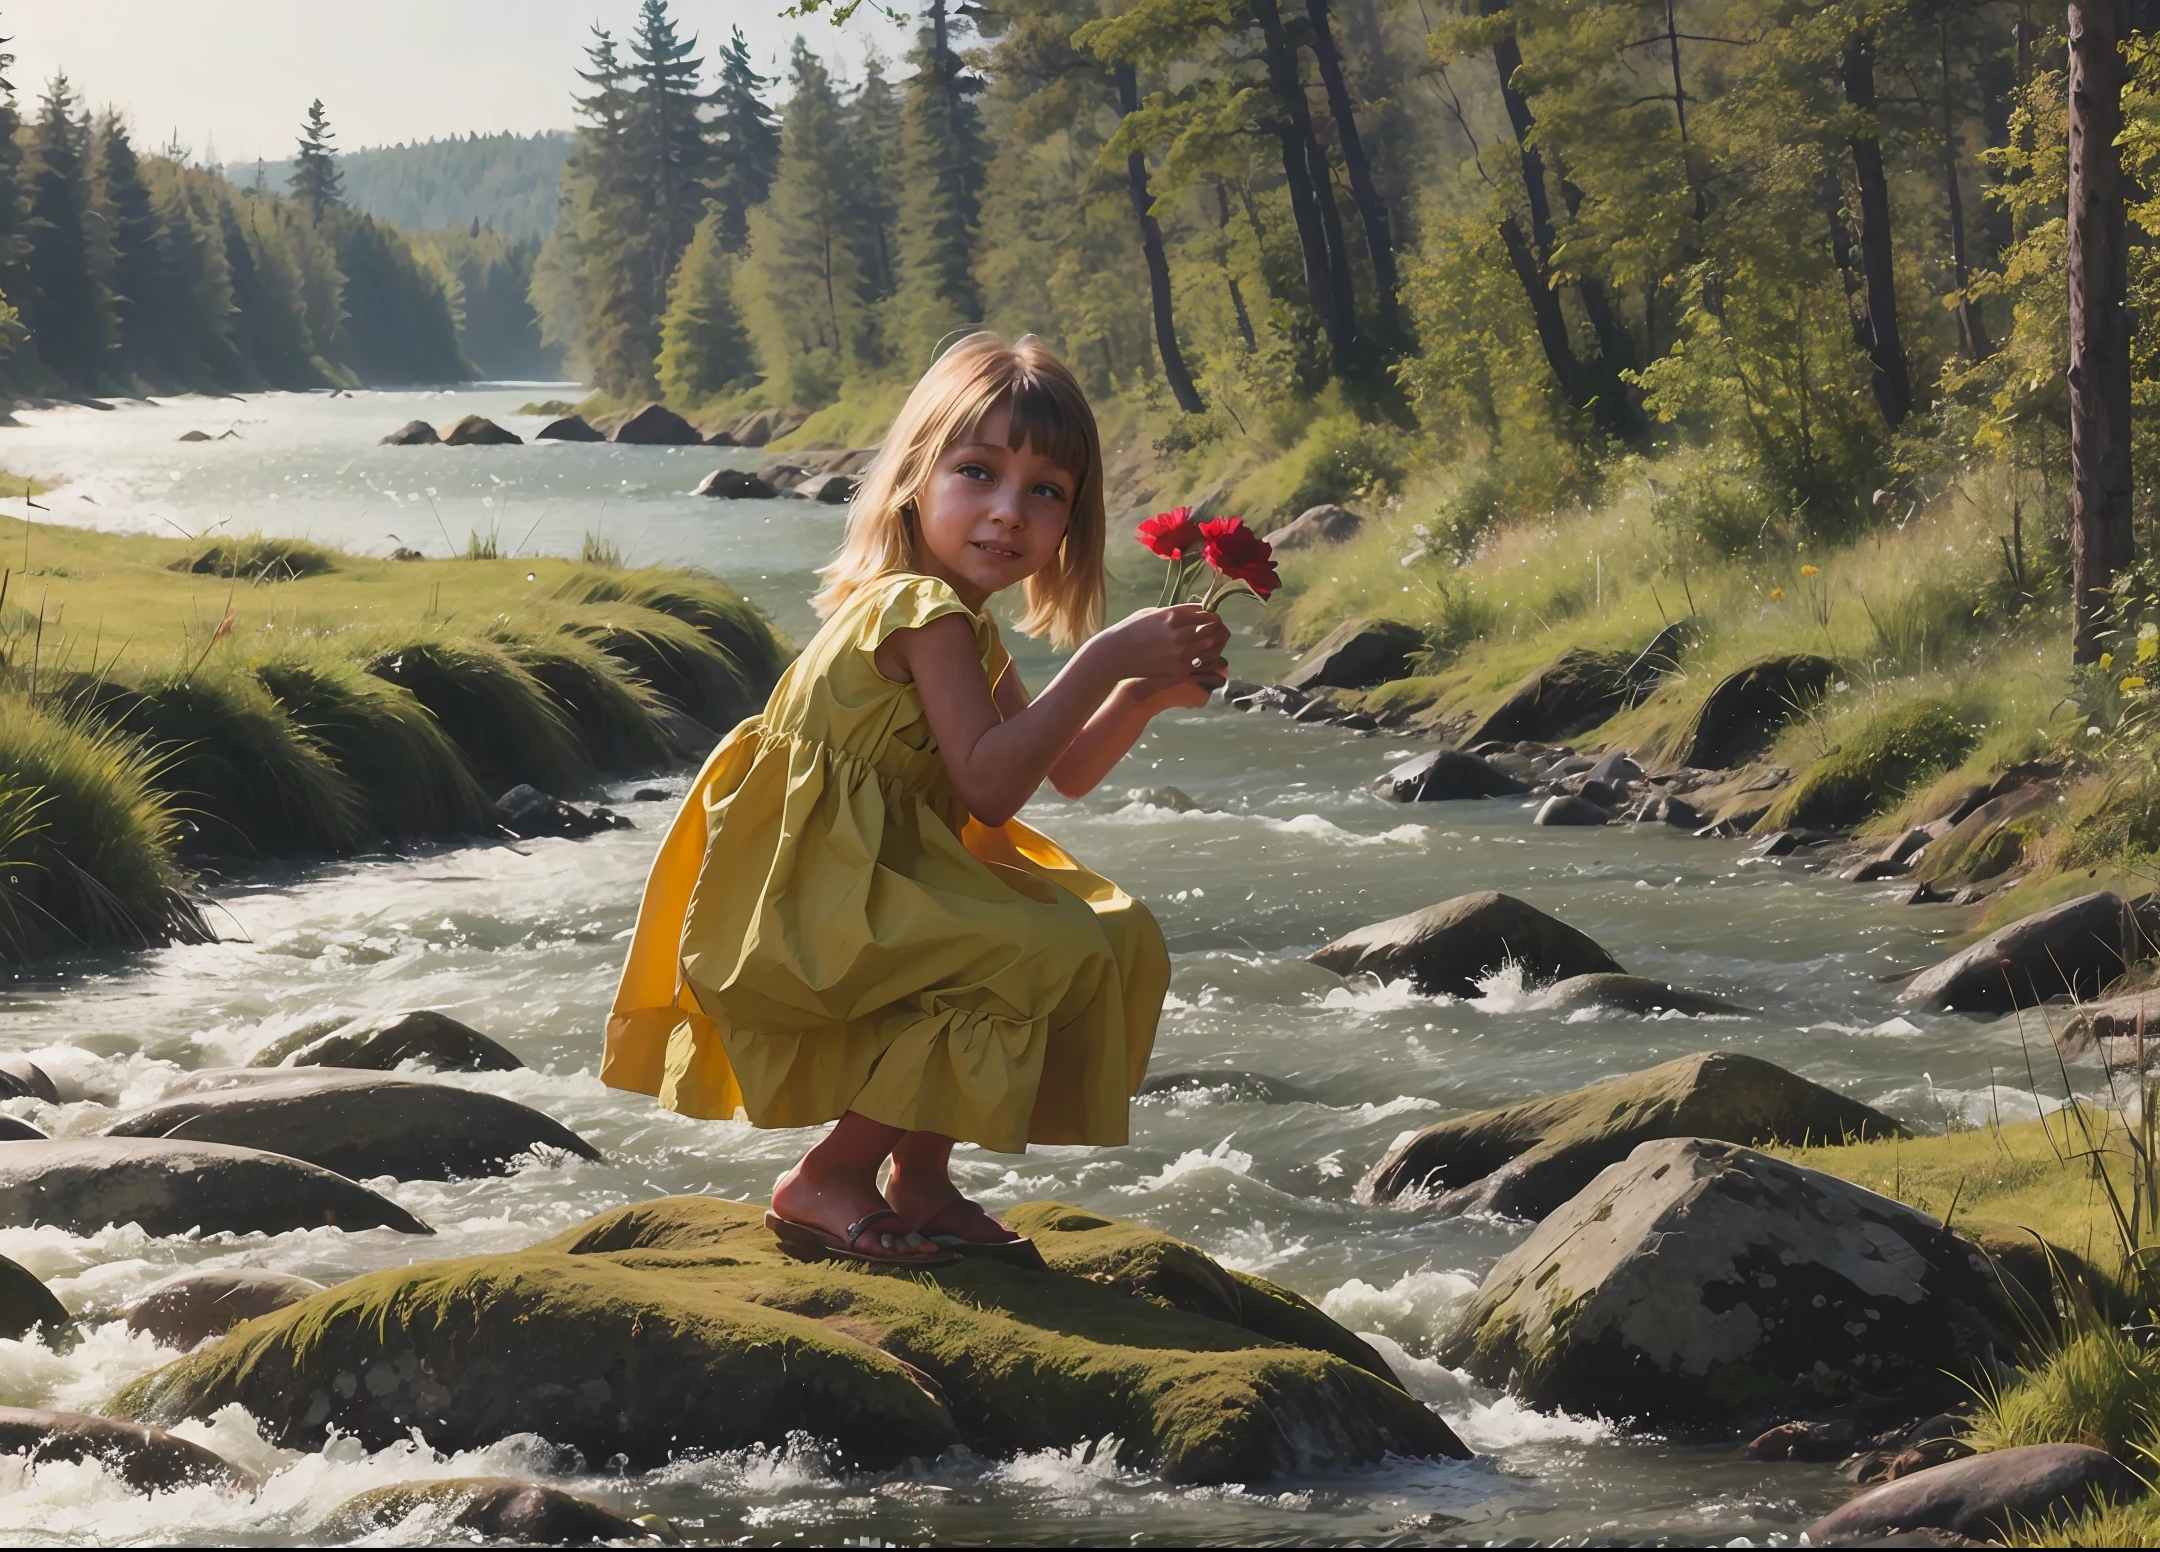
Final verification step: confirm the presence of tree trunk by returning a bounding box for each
[1252,0,1355,372]
[1305,0,1401,343]
[1116,63,1203,414]
[2069,0,2134,661]
[1214,179,1259,350]
[1939,15,1992,360]
[1499,215,1583,409]
[1842,35,1913,427]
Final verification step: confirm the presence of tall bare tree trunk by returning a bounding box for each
[1842,35,1913,427]
[1253,0,1356,373]
[1939,15,1992,360]
[2069,0,2134,661]
[1115,63,1203,414]
[1304,0,1402,343]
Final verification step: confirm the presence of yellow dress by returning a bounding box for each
[604,572,1168,1153]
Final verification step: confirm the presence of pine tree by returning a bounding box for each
[22,74,110,388]
[623,0,715,272]
[0,38,30,373]
[290,98,344,221]
[845,56,904,302]
[712,25,781,252]
[547,27,642,392]
[657,210,756,401]
[891,0,987,366]
[91,115,166,384]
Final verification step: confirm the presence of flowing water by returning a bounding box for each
[0,388,2062,1544]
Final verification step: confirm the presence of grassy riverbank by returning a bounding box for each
[0,520,788,963]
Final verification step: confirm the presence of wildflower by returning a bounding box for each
[1135,507,1203,560]
[1770,588,1785,601]
[1198,516,1282,600]
[2123,676,2148,693]
[1800,565,1819,578]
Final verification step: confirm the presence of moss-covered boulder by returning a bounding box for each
[1359,1052,1902,1218]
[1436,1137,2022,1428]
[1469,647,1635,745]
[1281,618,1424,692]
[1914,783,2058,888]
[323,1478,658,1543]
[1764,699,1979,830]
[113,1196,1464,1483]
[251,1008,524,1072]
[1309,890,1623,997]
[1671,655,1841,770]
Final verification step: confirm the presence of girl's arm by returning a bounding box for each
[886,605,1226,827]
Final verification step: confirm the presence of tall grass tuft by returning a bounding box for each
[555,605,752,732]
[0,774,48,961]
[556,567,790,705]
[253,653,494,837]
[364,634,588,795]
[485,624,673,772]
[62,666,368,857]
[169,533,340,582]
[580,532,623,568]
[0,695,209,957]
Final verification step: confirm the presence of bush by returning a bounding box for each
[1765,698,1980,830]
[0,695,209,958]
[555,567,790,721]
[170,534,341,581]
[365,635,587,795]
[486,625,673,772]
[1283,414,1408,516]
[253,654,493,839]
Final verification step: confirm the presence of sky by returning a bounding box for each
[6,1,914,164]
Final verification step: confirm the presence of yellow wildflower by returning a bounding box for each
[1770,587,1785,601]
[1800,564,1819,578]
[2123,676,2149,693]
[2102,652,2116,670]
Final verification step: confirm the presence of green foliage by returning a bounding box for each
[251,654,492,839]
[289,99,345,221]
[485,624,673,773]
[554,565,791,698]
[1764,697,1980,830]
[0,772,48,962]
[236,131,573,246]
[0,694,208,958]
[657,212,756,404]
[1968,1323,2160,1463]
[170,534,339,582]
[711,27,781,252]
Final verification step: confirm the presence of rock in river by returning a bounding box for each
[1530,974,1753,1018]
[253,1008,523,1073]
[1534,794,1609,826]
[0,1137,431,1237]
[0,1407,253,1493]
[116,1195,1465,1483]
[533,414,605,442]
[1436,1137,2019,1427]
[1309,890,1624,998]
[0,1055,59,1102]
[694,467,778,499]
[1280,618,1423,692]
[127,1271,328,1350]
[1804,1443,2137,1544]
[608,403,701,444]
[0,1253,72,1345]
[1359,1051,1899,1217]
[325,1478,658,1544]
[439,414,522,447]
[378,419,439,446]
[1897,890,2144,1013]
[104,1070,600,1181]
[1372,747,1529,802]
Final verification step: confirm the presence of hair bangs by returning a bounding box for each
[988,371,1096,498]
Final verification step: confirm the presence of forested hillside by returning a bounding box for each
[0,68,470,395]
[236,131,573,245]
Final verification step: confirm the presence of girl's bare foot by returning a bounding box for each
[769,1113,946,1261]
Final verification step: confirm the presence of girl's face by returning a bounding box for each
[911,401,1074,607]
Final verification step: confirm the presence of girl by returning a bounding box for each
[606,333,1230,1265]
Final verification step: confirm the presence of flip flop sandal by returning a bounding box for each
[915,1202,1046,1269]
[764,1208,960,1268]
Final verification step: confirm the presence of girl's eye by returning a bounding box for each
[1032,482,1068,503]
[956,462,993,483]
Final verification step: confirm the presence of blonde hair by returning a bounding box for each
[812,332,1106,649]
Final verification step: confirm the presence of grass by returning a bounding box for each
[363,633,587,796]
[169,533,340,582]
[484,622,674,772]
[1761,696,1983,830]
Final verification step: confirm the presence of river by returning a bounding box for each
[0,386,2053,1544]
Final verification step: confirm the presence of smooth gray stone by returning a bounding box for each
[0,1406,255,1492]
[1805,1443,2137,1543]
[126,1271,327,1349]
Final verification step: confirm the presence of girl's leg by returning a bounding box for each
[772,1111,944,1258]
[885,1130,1024,1244]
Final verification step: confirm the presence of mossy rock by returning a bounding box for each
[1764,699,1979,831]
[1468,647,1636,745]
[113,1197,1465,1483]
[1671,655,1840,770]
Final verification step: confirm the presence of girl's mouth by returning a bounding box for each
[971,540,1023,560]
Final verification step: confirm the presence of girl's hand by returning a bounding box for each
[1086,605,1230,684]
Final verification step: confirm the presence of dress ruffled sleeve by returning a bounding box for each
[857,574,977,655]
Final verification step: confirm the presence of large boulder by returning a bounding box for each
[719,408,806,447]
[0,1117,44,1141]
[1912,783,2057,888]
[126,1271,327,1350]
[1897,890,2142,1013]
[1534,794,1609,826]
[324,1478,659,1544]
[0,1252,72,1345]
[1372,747,1529,802]
[115,1195,1466,1484]
[1670,655,1840,769]
[1358,1051,1901,1217]
[1308,890,1624,997]
[252,1008,524,1073]
[1262,503,1364,550]
[694,467,778,499]
[1436,1137,2022,1427]
[533,414,605,443]
[609,403,700,445]
[1469,647,1636,746]
[1529,974,1753,1018]
[1280,619,1424,693]
[0,1055,57,1102]
[0,1137,430,1237]
[104,1070,600,1181]
[439,414,522,447]
[0,1407,252,1492]
[379,419,438,446]
[2058,986,2160,1058]
[1803,1443,2138,1544]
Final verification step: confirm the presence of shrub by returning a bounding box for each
[555,567,791,719]
[1766,698,1980,830]
[365,635,587,796]
[170,534,340,581]
[253,654,493,838]
[486,625,673,772]
[0,695,208,957]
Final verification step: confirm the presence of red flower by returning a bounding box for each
[1199,516,1281,599]
[1136,507,1203,560]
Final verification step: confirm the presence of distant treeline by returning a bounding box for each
[235,131,573,247]
[0,67,487,395]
